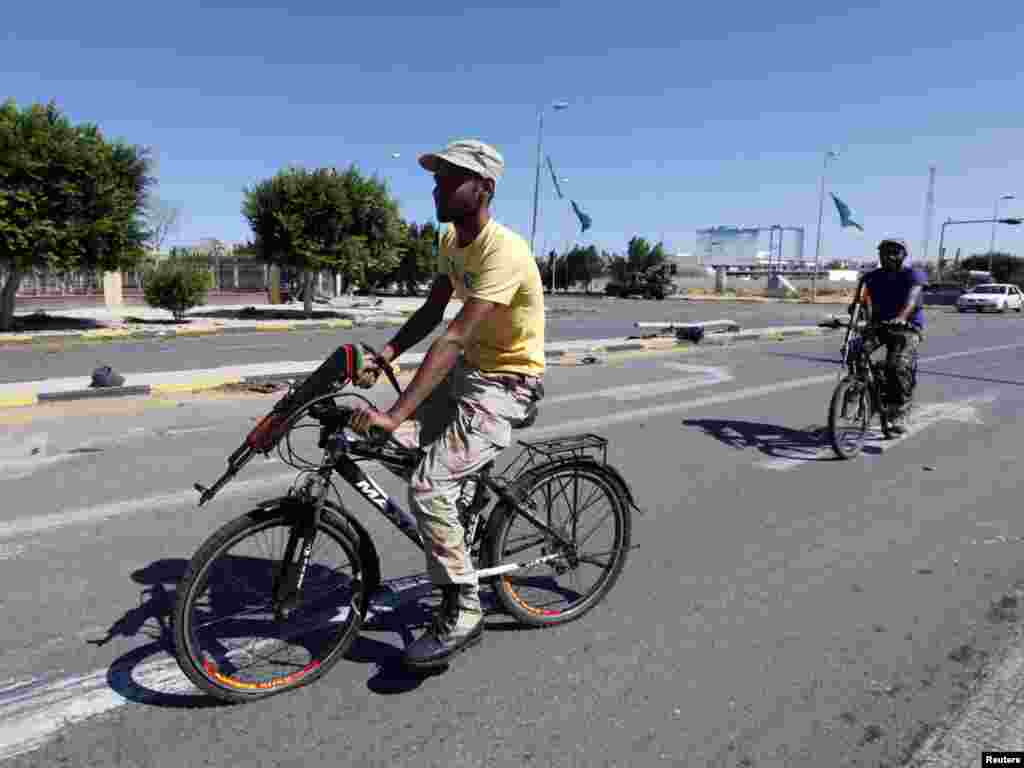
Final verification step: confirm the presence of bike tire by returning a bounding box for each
[173,500,370,703]
[828,378,870,459]
[487,460,631,628]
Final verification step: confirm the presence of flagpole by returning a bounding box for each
[812,150,837,304]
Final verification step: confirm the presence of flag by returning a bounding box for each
[570,200,591,233]
[546,155,564,200]
[831,193,863,231]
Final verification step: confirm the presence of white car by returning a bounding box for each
[956,283,1024,313]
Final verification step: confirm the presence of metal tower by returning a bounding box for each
[921,165,936,262]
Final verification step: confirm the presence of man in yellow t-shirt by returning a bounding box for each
[350,139,546,669]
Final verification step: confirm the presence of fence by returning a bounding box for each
[9,257,358,310]
[12,258,277,297]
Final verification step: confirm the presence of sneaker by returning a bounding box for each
[888,412,907,435]
[403,585,484,669]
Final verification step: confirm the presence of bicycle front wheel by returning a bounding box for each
[173,499,370,703]
[487,461,631,628]
[828,377,870,459]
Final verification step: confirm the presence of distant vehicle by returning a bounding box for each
[603,264,675,300]
[956,283,1024,313]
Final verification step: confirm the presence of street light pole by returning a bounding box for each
[989,194,1015,274]
[529,101,569,268]
[937,218,950,280]
[530,109,544,263]
[941,216,1022,282]
[812,150,838,304]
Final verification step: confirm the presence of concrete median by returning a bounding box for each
[0,324,838,409]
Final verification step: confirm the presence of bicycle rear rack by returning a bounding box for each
[498,433,609,482]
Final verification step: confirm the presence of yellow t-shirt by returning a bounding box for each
[438,218,546,376]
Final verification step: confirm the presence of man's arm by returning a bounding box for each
[850,280,872,323]
[386,298,498,424]
[378,275,454,362]
[894,285,923,323]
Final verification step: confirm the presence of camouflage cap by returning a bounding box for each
[418,139,504,184]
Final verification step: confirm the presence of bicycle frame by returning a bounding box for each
[256,409,585,618]
[318,425,578,581]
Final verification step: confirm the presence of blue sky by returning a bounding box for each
[4,0,1023,265]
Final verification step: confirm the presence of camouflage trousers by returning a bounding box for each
[388,358,543,611]
[864,326,922,411]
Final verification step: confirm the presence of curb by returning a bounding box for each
[697,327,829,345]
[0,316,409,347]
[0,327,832,409]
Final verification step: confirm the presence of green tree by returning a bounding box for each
[0,99,155,330]
[626,236,652,273]
[340,166,404,292]
[241,164,403,315]
[538,249,558,290]
[562,244,605,292]
[393,221,438,295]
[143,250,213,321]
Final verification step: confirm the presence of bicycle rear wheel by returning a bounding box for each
[828,377,870,459]
[173,499,370,703]
[487,461,631,628]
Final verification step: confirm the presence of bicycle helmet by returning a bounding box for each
[878,238,908,271]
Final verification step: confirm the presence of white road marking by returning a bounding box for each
[0,573,445,761]
[915,341,1024,364]
[158,425,221,437]
[0,465,289,544]
[0,662,199,761]
[522,372,836,439]
[544,363,732,405]
[521,341,1024,440]
[755,393,995,471]
[0,454,81,482]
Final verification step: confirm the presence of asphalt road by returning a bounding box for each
[1,315,1023,766]
[0,296,866,385]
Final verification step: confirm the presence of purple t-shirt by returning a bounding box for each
[863,267,926,329]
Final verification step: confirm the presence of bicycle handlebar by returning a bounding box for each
[360,341,402,397]
[195,342,406,506]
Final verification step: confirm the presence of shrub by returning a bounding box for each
[143,256,213,321]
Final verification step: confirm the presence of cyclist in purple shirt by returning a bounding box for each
[849,238,925,434]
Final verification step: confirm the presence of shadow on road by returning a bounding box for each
[682,417,834,462]
[90,557,530,706]
[766,351,841,366]
[5,313,109,333]
[190,307,361,321]
[771,349,1024,391]
[916,368,1024,388]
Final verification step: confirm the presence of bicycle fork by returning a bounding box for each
[273,471,332,621]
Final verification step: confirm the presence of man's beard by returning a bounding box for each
[436,202,471,224]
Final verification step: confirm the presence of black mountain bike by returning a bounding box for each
[173,342,639,702]
[827,293,918,459]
